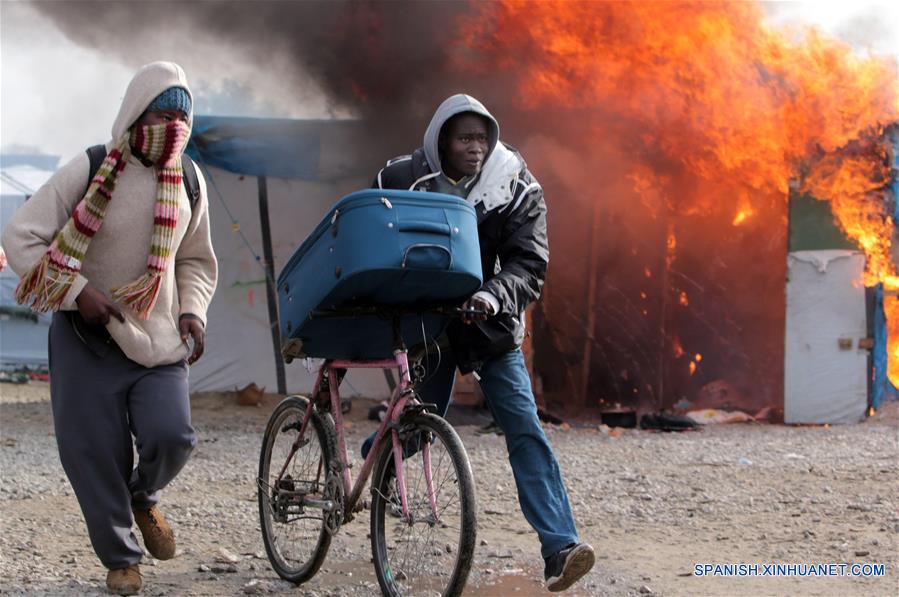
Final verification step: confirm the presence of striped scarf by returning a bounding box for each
[15,120,189,320]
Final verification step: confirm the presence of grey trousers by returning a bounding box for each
[49,313,196,569]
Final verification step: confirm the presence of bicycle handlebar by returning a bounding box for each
[308,305,488,320]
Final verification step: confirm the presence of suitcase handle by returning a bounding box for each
[402,244,453,270]
[397,221,452,236]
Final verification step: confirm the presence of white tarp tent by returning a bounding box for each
[185,116,397,397]
[189,166,392,397]
[0,160,57,367]
[1,118,399,398]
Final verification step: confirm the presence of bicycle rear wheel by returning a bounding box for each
[258,395,337,583]
[370,413,477,597]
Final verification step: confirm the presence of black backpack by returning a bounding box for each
[85,145,201,211]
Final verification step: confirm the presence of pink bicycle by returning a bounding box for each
[257,308,478,596]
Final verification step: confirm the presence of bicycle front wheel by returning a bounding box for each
[370,413,477,597]
[258,395,336,583]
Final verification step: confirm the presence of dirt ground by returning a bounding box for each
[1,382,897,596]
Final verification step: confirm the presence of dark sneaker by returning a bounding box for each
[475,421,504,436]
[544,543,595,592]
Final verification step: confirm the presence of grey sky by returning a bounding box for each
[0,1,343,162]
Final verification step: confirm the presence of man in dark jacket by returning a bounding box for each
[366,94,594,592]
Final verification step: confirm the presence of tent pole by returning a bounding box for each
[258,175,287,395]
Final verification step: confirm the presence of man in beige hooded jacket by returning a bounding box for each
[2,62,217,595]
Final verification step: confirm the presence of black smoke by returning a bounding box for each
[33,1,499,122]
[33,1,793,419]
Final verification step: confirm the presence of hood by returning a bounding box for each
[469,142,532,211]
[422,94,499,174]
[110,62,193,141]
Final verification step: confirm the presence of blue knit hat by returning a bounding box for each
[146,87,191,116]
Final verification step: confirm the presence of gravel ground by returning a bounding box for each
[1,383,897,596]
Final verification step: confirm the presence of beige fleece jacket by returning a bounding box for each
[1,62,218,368]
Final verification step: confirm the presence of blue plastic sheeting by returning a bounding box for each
[1,260,51,366]
[2,190,51,366]
[873,285,899,409]
[186,116,323,180]
[873,125,899,408]
[0,154,60,171]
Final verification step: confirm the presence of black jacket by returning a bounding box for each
[374,145,549,372]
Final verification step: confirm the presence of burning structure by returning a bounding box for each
[32,1,899,421]
[455,2,899,421]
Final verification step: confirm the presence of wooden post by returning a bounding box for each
[581,199,602,408]
[258,176,287,395]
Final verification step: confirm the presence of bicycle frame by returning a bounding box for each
[272,306,484,529]
[278,349,439,524]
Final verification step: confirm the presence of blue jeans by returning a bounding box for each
[363,348,579,558]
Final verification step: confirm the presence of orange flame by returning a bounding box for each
[464,1,897,206]
[732,207,755,226]
[463,0,899,383]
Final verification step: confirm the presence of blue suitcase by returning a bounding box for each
[277,189,482,360]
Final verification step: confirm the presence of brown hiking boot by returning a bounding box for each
[133,506,176,560]
[106,564,142,595]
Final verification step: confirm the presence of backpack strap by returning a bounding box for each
[180,153,200,212]
[85,145,107,193]
[84,145,200,212]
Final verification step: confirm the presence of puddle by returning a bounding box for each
[466,566,596,596]
[291,555,594,595]
[466,570,545,595]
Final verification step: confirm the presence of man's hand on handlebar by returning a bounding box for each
[460,295,494,325]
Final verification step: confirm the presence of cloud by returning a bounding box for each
[765,1,899,57]
[1,2,348,159]
[1,3,134,160]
